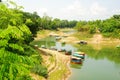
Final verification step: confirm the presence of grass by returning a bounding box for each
[48,61,69,80]
[37,30,50,35]
[72,31,93,40]
[49,55,55,63]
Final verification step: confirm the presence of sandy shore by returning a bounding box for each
[39,48,71,80]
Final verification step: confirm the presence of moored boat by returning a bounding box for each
[72,53,84,59]
[74,52,85,56]
[71,56,82,64]
[65,50,72,55]
[77,40,87,45]
[72,52,85,59]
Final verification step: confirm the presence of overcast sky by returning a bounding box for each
[3,0,120,20]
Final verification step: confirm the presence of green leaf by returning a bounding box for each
[0,40,8,47]
[9,64,13,80]
[9,43,24,52]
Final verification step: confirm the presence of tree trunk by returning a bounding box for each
[0,0,1,2]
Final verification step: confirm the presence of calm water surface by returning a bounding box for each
[31,34,120,80]
[69,55,120,80]
[69,44,120,80]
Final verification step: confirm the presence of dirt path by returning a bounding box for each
[39,48,71,80]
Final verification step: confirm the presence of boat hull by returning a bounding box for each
[70,57,82,64]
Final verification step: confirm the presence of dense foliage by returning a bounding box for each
[0,2,47,80]
[20,12,77,32]
[75,15,120,38]
[15,3,120,39]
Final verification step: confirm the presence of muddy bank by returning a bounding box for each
[39,48,71,80]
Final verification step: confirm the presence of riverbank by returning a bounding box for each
[31,29,120,80]
[31,29,73,80]
[39,48,71,80]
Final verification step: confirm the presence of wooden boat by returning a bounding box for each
[72,54,84,59]
[65,50,72,55]
[74,52,85,56]
[58,49,66,52]
[72,52,85,59]
[49,46,57,51]
[41,45,47,49]
[77,40,87,45]
[71,56,82,64]
[55,36,62,40]
[34,45,38,48]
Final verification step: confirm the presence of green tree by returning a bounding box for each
[0,2,47,80]
[75,21,87,31]
[21,11,40,37]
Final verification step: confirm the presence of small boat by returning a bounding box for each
[77,40,87,45]
[74,52,85,56]
[34,45,38,48]
[72,52,85,59]
[58,49,66,52]
[65,50,72,55]
[72,53,84,59]
[41,45,47,49]
[71,56,82,64]
[55,36,62,40]
[49,46,57,51]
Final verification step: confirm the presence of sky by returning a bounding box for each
[2,0,120,20]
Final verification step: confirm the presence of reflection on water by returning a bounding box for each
[31,36,120,80]
[69,55,120,80]
[69,44,120,80]
[70,63,83,69]
[55,42,77,53]
[77,45,120,64]
[31,36,77,53]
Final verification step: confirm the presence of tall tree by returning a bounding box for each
[0,3,48,79]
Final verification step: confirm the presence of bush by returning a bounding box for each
[31,64,48,78]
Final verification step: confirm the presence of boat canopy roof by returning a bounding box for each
[72,53,83,57]
[71,56,81,60]
[74,52,85,55]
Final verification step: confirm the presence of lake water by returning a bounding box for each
[31,35,120,80]
[69,56,120,80]
[69,44,120,80]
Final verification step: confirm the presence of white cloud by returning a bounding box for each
[90,2,107,16]
[64,0,86,16]
[57,0,87,20]
[55,1,108,20]
[25,0,108,20]
[36,8,48,16]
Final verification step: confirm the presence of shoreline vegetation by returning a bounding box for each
[31,29,120,80]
